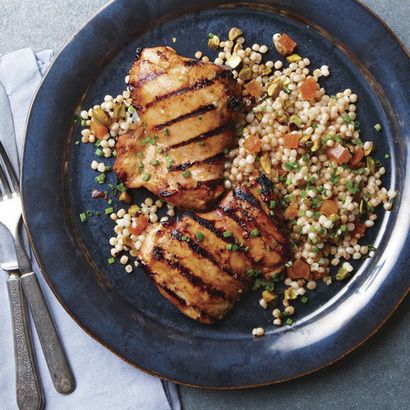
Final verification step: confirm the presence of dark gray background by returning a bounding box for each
[1,1,408,409]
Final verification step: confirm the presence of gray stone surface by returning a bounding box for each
[0,1,408,409]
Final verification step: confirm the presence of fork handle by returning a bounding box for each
[21,272,76,394]
[7,273,44,410]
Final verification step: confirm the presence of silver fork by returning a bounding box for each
[0,141,75,404]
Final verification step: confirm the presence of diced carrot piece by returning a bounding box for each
[299,77,317,101]
[129,215,149,236]
[352,223,366,238]
[320,199,339,217]
[90,121,109,139]
[244,80,264,99]
[278,34,297,55]
[350,147,364,166]
[327,144,352,164]
[287,259,311,280]
[244,136,262,154]
[284,202,298,219]
[284,133,299,149]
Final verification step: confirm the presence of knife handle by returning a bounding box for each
[7,273,44,410]
[21,272,76,394]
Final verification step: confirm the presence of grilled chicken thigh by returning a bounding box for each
[114,46,241,211]
[137,176,288,324]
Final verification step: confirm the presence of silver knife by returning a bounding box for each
[0,81,76,395]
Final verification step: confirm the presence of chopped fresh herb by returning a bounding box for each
[301,296,309,303]
[79,213,87,223]
[95,173,106,184]
[374,123,382,132]
[142,172,151,182]
[163,128,170,136]
[105,207,114,215]
[342,113,351,124]
[165,156,174,169]
[182,170,192,178]
[137,159,144,174]
[108,257,115,265]
[286,318,294,326]
[195,232,204,241]
[226,243,239,251]
[250,229,260,238]
[95,148,103,157]
[223,231,233,238]
[346,179,359,194]
[150,159,160,166]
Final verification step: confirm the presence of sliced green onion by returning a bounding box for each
[142,172,151,182]
[95,148,103,157]
[108,257,115,265]
[86,210,93,217]
[79,213,87,223]
[250,229,260,237]
[105,207,114,215]
[301,296,309,303]
[95,173,106,184]
[374,123,382,132]
[342,113,351,124]
[195,232,204,241]
[150,159,160,166]
[223,231,233,238]
[269,200,276,209]
[286,318,293,326]
[182,170,191,178]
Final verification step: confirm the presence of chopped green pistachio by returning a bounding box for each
[195,232,204,241]
[79,213,87,223]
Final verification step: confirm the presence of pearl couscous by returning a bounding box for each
[78,28,396,332]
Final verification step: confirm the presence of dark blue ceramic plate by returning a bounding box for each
[22,0,410,387]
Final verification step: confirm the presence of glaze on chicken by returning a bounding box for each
[137,176,288,324]
[114,46,241,211]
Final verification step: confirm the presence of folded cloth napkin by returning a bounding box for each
[0,48,180,410]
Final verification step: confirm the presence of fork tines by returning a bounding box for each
[0,140,19,197]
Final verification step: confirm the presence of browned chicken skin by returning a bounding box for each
[114,46,241,211]
[137,176,288,324]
